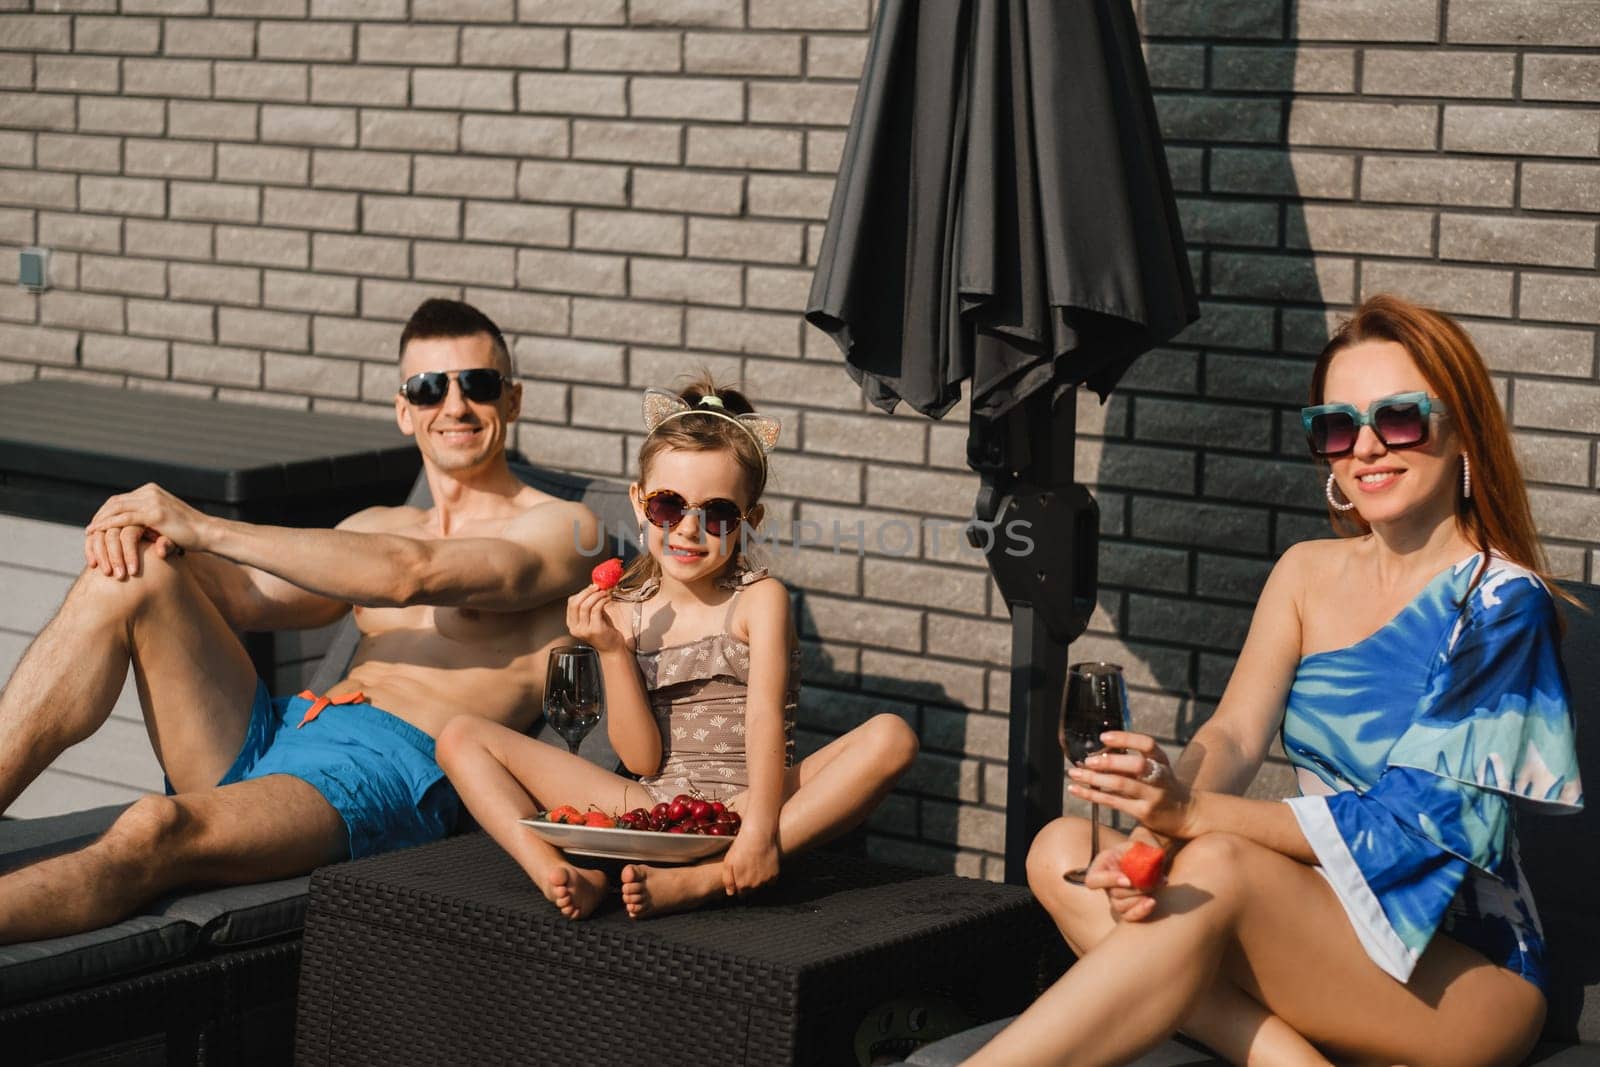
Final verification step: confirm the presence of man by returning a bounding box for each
[0,298,595,943]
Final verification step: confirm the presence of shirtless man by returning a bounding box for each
[0,298,595,943]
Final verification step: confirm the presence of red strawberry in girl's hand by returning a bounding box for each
[1118,841,1167,891]
[591,558,624,590]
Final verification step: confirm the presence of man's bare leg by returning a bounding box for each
[0,775,344,943]
[622,713,918,918]
[0,554,260,813]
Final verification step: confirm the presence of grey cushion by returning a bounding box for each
[1524,1043,1600,1066]
[903,1018,1221,1066]
[0,804,125,870]
[0,915,200,1007]
[159,875,311,948]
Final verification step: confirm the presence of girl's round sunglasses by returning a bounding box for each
[1300,391,1444,458]
[639,488,749,538]
[400,368,507,407]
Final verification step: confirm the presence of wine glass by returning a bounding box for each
[544,645,603,755]
[1059,661,1129,884]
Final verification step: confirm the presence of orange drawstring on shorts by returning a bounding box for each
[296,689,367,728]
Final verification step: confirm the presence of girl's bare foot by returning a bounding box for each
[620,863,725,919]
[543,863,608,919]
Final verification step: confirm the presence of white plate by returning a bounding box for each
[519,818,733,863]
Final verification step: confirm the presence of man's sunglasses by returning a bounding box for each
[1300,391,1443,458]
[399,369,507,407]
[639,488,749,538]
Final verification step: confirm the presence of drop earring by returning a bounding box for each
[636,522,648,549]
[1326,472,1356,513]
[1462,453,1472,499]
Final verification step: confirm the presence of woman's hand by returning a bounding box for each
[1068,730,1197,840]
[565,585,627,653]
[721,830,780,897]
[1081,841,1160,923]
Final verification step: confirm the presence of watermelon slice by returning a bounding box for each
[1118,841,1167,891]
[591,558,624,590]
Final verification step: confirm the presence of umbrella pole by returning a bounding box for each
[1004,606,1068,884]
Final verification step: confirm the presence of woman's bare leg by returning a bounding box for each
[622,713,918,918]
[974,830,1545,1067]
[1028,817,1332,1066]
[437,716,655,919]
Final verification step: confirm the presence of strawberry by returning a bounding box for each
[1118,841,1167,891]
[546,805,581,825]
[583,811,615,828]
[590,558,624,590]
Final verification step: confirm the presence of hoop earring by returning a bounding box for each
[1326,472,1356,512]
[1461,453,1472,499]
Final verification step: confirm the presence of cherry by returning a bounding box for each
[709,801,726,817]
[667,800,688,823]
[706,825,729,837]
[667,824,688,834]
[651,802,671,822]
[689,800,711,822]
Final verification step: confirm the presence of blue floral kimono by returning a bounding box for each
[1282,554,1583,988]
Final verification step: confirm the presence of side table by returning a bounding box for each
[296,833,1064,1066]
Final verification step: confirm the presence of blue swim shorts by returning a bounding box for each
[203,681,460,861]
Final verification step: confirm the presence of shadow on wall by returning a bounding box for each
[1077,0,1335,810]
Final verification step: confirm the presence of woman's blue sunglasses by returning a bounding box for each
[1301,391,1444,457]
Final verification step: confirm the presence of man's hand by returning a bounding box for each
[721,829,780,897]
[84,524,181,579]
[86,484,214,560]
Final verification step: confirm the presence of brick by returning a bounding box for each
[1140,0,1283,39]
[517,0,623,24]
[40,290,122,332]
[689,218,803,264]
[1210,46,1355,93]
[1288,101,1437,149]
[1209,148,1353,199]
[744,266,810,311]
[311,314,395,359]
[463,201,568,246]
[1360,261,1513,318]
[212,227,307,271]
[169,101,257,141]
[2,14,71,50]
[1144,43,1206,90]
[517,73,627,117]
[630,258,742,306]
[748,0,865,31]
[0,55,31,91]
[1466,320,1596,377]
[747,174,834,220]
[685,32,800,76]
[363,195,460,239]
[412,241,515,287]
[570,30,681,72]
[804,595,922,652]
[569,383,646,431]
[799,411,921,464]
[1175,198,1278,247]
[310,65,408,107]
[1141,395,1277,453]
[806,35,867,81]
[359,110,459,153]
[126,219,211,260]
[1204,454,1323,509]
[415,156,516,199]
[264,270,357,314]
[414,69,514,112]
[1281,307,1345,355]
[361,278,459,321]
[75,16,160,54]
[0,92,75,132]
[217,144,309,186]
[1166,146,1204,192]
[1116,348,1200,396]
[1128,593,1253,650]
[124,138,214,180]
[78,98,167,137]
[1440,215,1595,270]
[1359,156,1514,207]
[261,105,357,148]
[686,125,802,170]
[1528,486,1600,542]
[460,27,565,68]
[311,148,408,193]
[38,213,120,254]
[1522,163,1600,214]
[1157,95,1283,143]
[127,298,212,341]
[1513,431,1592,485]
[1082,437,1201,492]
[263,188,357,231]
[1286,205,1434,257]
[764,453,863,505]
[170,181,258,224]
[572,208,682,256]
[1205,353,1315,404]
[164,18,255,58]
[221,306,308,350]
[630,77,743,121]
[462,288,568,334]
[36,133,120,174]
[1131,497,1268,552]
[217,0,307,12]
[627,169,740,217]
[863,558,984,613]
[515,421,624,475]
[1096,540,1189,595]
[357,24,458,65]
[572,120,681,164]
[81,176,165,217]
[35,55,120,94]
[173,342,260,386]
[81,332,168,376]
[748,82,856,126]
[1442,106,1600,157]
[214,61,308,103]
[685,306,800,356]
[170,262,260,306]
[265,351,359,398]
[460,116,567,158]
[259,21,355,61]
[1520,273,1600,326]
[631,0,741,27]
[861,649,985,709]
[518,160,628,205]
[1369,49,1515,99]
[0,323,78,364]
[1448,1,1600,47]
[517,248,626,296]
[1524,55,1600,103]
[571,297,680,345]
[1294,0,1439,40]
[313,233,409,277]
[516,336,624,383]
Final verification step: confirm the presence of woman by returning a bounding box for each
[972,295,1584,1066]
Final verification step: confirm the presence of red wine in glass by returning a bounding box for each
[1060,661,1129,884]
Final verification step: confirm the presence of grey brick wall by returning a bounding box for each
[0,1,1596,877]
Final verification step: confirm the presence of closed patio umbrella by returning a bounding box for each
[807,0,1197,882]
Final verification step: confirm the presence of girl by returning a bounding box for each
[437,377,918,920]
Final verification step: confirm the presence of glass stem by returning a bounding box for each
[1089,801,1100,860]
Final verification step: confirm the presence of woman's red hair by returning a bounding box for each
[1310,294,1576,612]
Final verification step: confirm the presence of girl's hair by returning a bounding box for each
[1310,293,1575,611]
[616,372,769,596]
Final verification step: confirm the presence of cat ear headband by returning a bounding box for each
[641,388,781,464]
